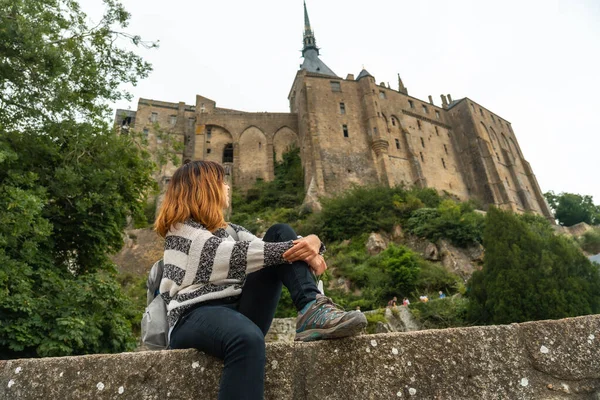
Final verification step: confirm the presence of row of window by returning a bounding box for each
[149,112,195,128]
[470,103,507,128]
[407,100,441,119]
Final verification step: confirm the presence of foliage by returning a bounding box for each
[404,200,485,247]
[365,309,386,334]
[578,228,600,255]
[409,297,470,330]
[0,0,156,357]
[467,208,600,325]
[317,185,442,242]
[230,147,304,234]
[544,191,600,226]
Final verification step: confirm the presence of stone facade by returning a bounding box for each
[114,4,552,219]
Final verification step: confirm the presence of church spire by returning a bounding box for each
[302,1,318,56]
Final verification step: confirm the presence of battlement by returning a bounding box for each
[2,315,598,399]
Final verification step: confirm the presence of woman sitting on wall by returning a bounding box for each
[154,160,367,400]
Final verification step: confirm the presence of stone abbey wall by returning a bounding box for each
[114,72,552,219]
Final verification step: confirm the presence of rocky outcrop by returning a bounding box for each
[2,315,599,399]
[111,228,164,276]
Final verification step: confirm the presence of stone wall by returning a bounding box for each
[2,315,599,399]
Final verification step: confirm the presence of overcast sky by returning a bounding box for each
[83,0,600,204]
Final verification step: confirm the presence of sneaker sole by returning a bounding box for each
[295,313,367,342]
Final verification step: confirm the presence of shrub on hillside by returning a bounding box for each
[410,297,470,330]
[467,207,600,325]
[579,229,600,255]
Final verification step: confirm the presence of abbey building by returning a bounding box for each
[115,2,552,219]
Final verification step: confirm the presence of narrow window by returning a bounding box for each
[373,127,378,135]
[435,110,440,119]
[417,120,422,130]
[330,81,341,92]
[420,137,425,148]
[442,158,447,169]
[470,103,475,112]
[444,144,448,154]
[395,139,400,149]
[207,148,211,154]
[340,103,346,114]
[408,100,414,109]
[151,112,158,123]
[491,114,495,123]
[169,115,177,126]
[223,143,234,163]
[379,91,386,99]
[435,126,439,136]
[391,117,396,126]
[143,128,149,138]
[479,108,483,116]
[422,105,428,114]
[258,142,262,150]
[343,124,349,137]
[420,152,425,162]
[188,118,195,128]
[206,127,212,140]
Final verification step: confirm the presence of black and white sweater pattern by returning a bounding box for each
[160,220,293,328]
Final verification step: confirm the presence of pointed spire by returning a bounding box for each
[302,1,318,56]
[398,73,408,95]
[299,1,338,77]
[304,1,311,32]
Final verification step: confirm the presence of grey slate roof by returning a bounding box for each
[356,69,373,81]
[301,48,338,77]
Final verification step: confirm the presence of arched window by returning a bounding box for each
[223,143,233,163]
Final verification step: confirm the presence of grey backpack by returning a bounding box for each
[141,259,169,350]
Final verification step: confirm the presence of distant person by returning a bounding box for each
[439,291,446,299]
[387,296,398,307]
[355,306,361,312]
[155,161,367,399]
[419,295,429,303]
[402,298,410,306]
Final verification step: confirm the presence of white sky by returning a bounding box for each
[83,0,600,204]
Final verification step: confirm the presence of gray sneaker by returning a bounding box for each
[295,294,367,342]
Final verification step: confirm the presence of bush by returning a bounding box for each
[579,229,600,255]
[410,297,470,329]
[467,207,600,325]
[365,309,387,334]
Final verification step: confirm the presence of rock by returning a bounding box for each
[265,318,296,343]
[111,228,164,276]
[2,315,599,399]
[466,242,485,262]
[438,239,477,279]
[567,222,593,237]
[424,242,439,260]
[375,321,391,334]
[391,224,404,241]
[366,232,388,255]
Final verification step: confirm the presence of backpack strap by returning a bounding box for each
[146,259,164,306]
[225,224,240,241]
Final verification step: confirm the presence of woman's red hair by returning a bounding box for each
[155,161,226,237]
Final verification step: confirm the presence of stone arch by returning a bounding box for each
[500,133,511,153]
[479,122,494,148]
[509,138,520,158]
[489,126,499,149]
[273,126,298,162]
[197,124,233,164]
[238,126,269,186]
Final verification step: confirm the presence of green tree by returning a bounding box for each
[0,0,157,357]
[544,191,600,226]
[467,208,600,324]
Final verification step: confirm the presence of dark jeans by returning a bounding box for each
[169,224,321,400]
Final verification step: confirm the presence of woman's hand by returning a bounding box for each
[283,234,322,262]
[306,254,328,276]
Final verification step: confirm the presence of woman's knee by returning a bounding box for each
[264,223,297,242]
[228,324,265,357]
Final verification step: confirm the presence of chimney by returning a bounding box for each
[440,94,448,109]
[346,73,355,80]
[428,95,434,105]
[447,94,453,103]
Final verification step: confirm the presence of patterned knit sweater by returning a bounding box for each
[160,220,294,329]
